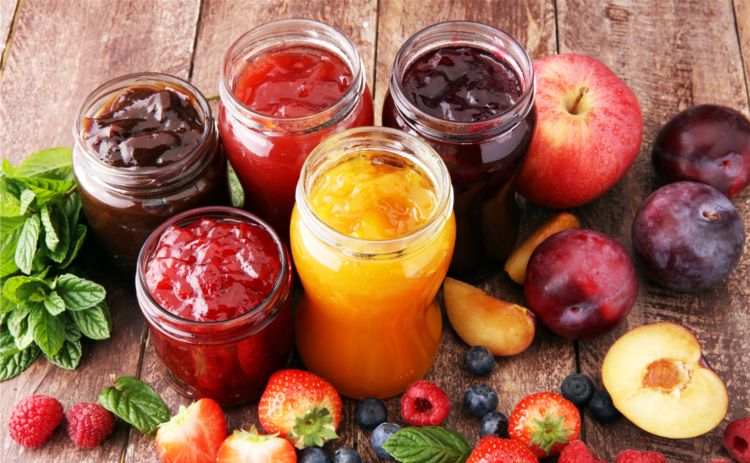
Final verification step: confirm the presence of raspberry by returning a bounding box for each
[7,395,64,448]
[615,449,667,463]
[724,417,750,463]
[559,440,607,463]
[65,402,116,447]
[400,380,450,426]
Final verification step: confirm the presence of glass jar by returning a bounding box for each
[72,73,229,269]
[218,19,374,244]
[291,127,455,399]
[382,21,535,274]
[136,206,293,406]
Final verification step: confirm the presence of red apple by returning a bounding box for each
[516,54,643,208]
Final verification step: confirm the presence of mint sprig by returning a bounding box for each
[99,376,170,436]
[382,426,472,463]
[0,148,111,381]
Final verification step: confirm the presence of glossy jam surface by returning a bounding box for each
[219,46,373,244]
[235,47,352,118]
[83,84,204,167]
[309,153,438,239]
[145,218,281,322]
[292,151,455,398]
[402,46,522,123]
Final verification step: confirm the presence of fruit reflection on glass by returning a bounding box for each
[652,104,750,199]
[602,322,728,439]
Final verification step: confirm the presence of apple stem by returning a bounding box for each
[570,87,589,114]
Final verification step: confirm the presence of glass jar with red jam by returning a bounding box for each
[136,206,293,405]
[382,22,536,274]
[73,73,229,269]
[218,19,374,243]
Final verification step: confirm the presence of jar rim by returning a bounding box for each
[135,206,292,333]
[295,127,454,258]
[389,21,535,142]
[218,19,365,135]
[72,72,216,184]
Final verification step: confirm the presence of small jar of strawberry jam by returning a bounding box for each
[382,22,535,274]
[218,19,374,243]
[136,206,293,405]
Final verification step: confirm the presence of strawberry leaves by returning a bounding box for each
[289,407,338,449]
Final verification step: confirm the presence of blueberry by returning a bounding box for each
[560,373,595,407]
[299,447,331,463]
[355,397,388,430]
[588,390,620,423]
[334,447,362,463]
[465,346,495,376]
[370,422,401,460]
[479,411,509,437]
[463,384,498,417]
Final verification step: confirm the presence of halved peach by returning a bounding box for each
[504,212,580,284]
[443,278,535,356]
[602,322,728,439]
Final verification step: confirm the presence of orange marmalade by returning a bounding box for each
[291,128,455,398]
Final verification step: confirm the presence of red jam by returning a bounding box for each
[145,218,281,321]
[139,210,292,405]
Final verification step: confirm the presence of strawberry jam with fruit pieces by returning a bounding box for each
[138,208,293,405]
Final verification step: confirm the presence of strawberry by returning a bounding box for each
[558,440,607,463]
[467,436,538,463]
[615,449,666,463]
[155,398,227,463]
[258,369,342,449]
[508,392,581,458]
[216,426,297,463]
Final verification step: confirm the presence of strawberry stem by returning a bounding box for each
[288,407,338,449]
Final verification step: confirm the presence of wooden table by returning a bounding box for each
[1,1,749,461]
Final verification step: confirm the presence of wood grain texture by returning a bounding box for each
[556,1,750,461]
[0,0,19,65]
[735,0,750,99]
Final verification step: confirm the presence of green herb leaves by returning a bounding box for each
[99,376,170,436]
[382,427,472,463]
[0,148,110,381]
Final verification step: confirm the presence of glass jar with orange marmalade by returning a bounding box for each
[290,127,455,399]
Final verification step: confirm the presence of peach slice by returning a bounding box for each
[602,322,728,439]
[504,212,580,284]
[443,278,535,356]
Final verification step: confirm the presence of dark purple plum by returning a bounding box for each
[524,229,638,339]
[632,181,745,291]
[652,104,750,199]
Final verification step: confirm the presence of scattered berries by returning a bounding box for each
[370,422,400,460]
[558,440,606,463]
[615,449,666,463]
[479,411,508,438]
[465,346,495,376]
[65,402,116,447]
[400,380,451,426]
[216,426,296,463]
[588,389,620,423]
[334,447,362,463]
[155,398,226,463]
[509,392,581,458]
[466,436,538,463]
[724,417,750,463]
[299,446,331,463]
[355,397,388,430]
[561,374,595,407]
[463,384,498,417]
[7,395,64,448]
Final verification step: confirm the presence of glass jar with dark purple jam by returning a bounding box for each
[72,73,229,269]
[382,22,535,275]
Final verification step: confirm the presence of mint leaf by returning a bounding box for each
[69,303,110,340]
[45,205,70,262]
[58,224,86,269]
[62,194,82,230]
[44,290,66,316]
[382,427,471,463]
[41,205,60,252]
[13,177,75,207]
[228,163,244,208]
[56,274,105,310]
[14,214,41,274]
[29,305,64,357]
[14,147,73,180]
[3,275,49,304]
[48,338,81,370]
[0,189,21,216]
[0,216,25,277]
[8,308,33,350]
[19,189,35,215]
[1,159,16,177]
[0,343,40,381]
[99,376,170,435]
[62,314,82,342]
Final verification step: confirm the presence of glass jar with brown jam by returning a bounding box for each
[382,21,535,275]
[72,73,229,269]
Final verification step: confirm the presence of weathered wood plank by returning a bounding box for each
[0,1,201,462]
[125,1,378,461]
[735,0,750,100]
[556,1,750,461]
[0,0,19,65]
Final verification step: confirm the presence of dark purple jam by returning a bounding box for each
[401,46,522,123]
